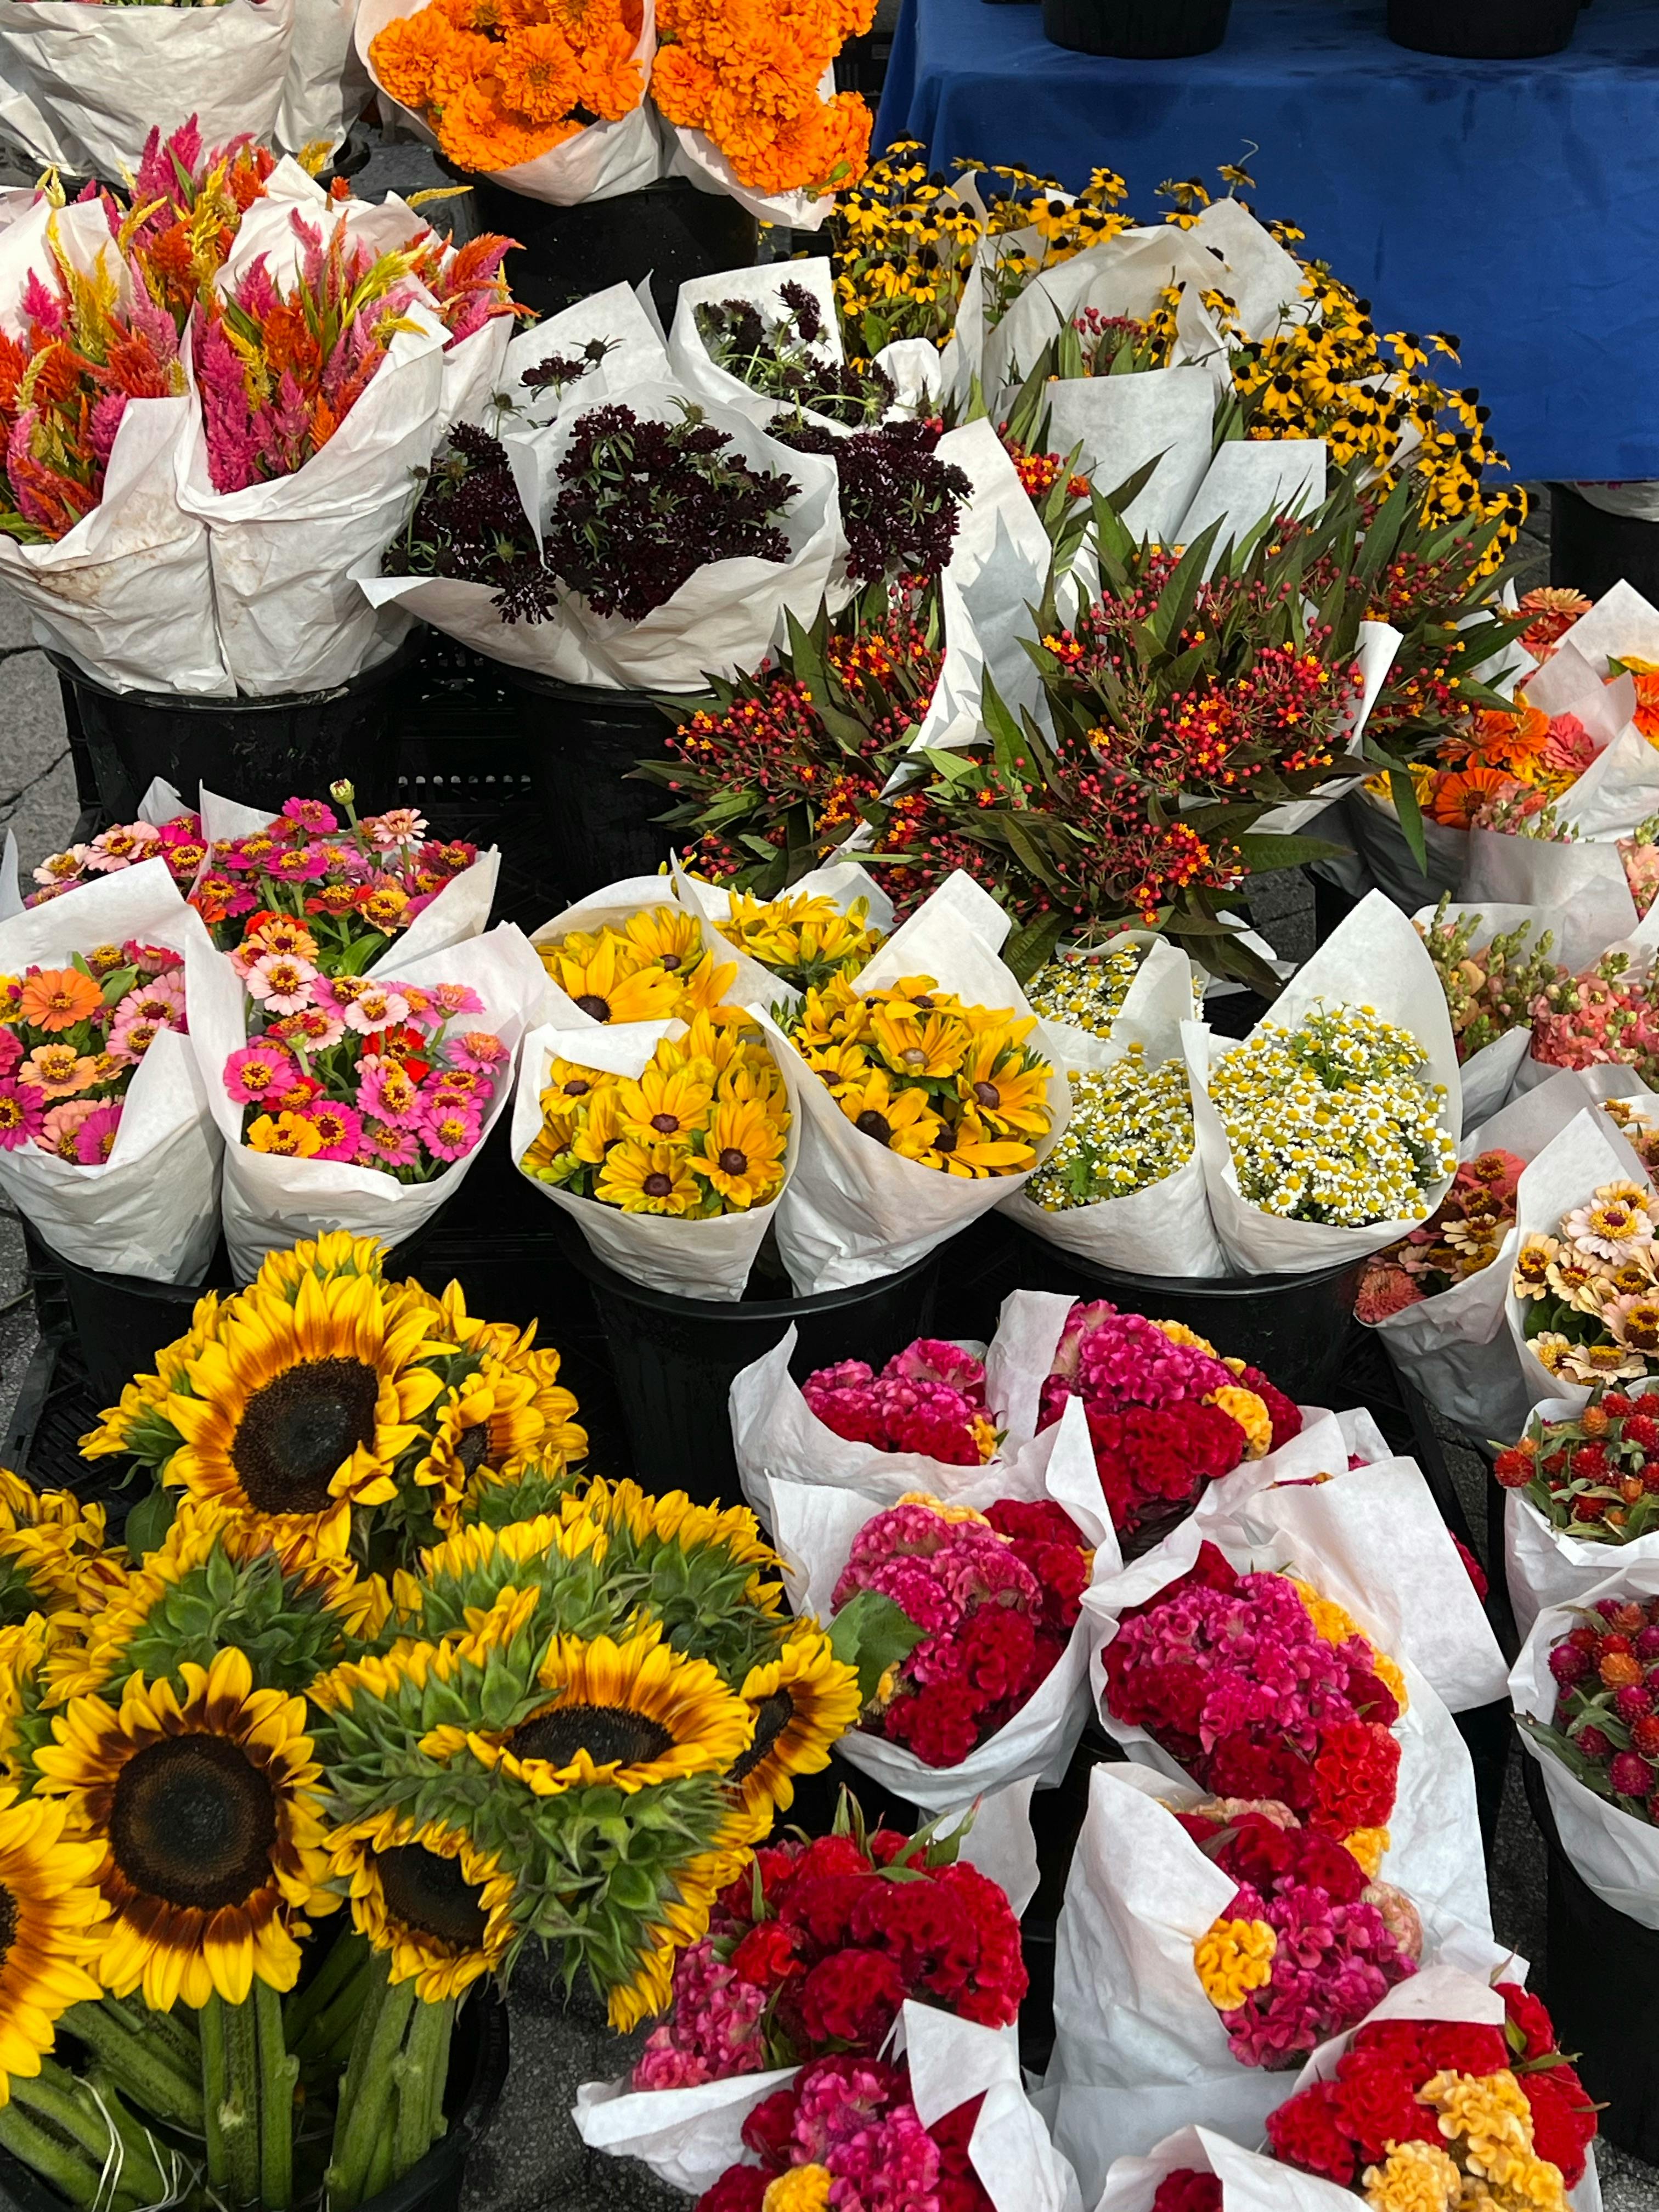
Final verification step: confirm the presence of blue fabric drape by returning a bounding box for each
[872,0,1659,482]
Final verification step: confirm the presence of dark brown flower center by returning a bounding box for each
[728,1689,794,1785]
[375,1843,489,1953]
[0,1882,19,1968]
[562,1079,591,1098]
[934,1126,957,1153]
[973,1081,1000,1109]
[232,1357,380,1515]
[456,1423,491,1477]
[651,1113,680,1134]
[111,1735,277,1911]
[574,994,611,1023]
[507,1702,675,1770]
[718,1148,748,1175]
[660,954,682,971]
[855,1111,893,1146]
[644,1173,673,1197]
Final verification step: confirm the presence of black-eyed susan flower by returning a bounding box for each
[0,1787,106,2097]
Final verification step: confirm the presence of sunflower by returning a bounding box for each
[157,1268,446,1539]
[0,1472,108,1626]
[328,1809,518,2001]
[955,1032,1053,1138]
[34,1648,335,2009]
[0,1787,106,2101]
[692,1097,788,1210]
[464,1629,754,1796]
[409,1356,548,1514]
[622,905,707,976]
[540,933,681,1026]
[727,1627,862,1820]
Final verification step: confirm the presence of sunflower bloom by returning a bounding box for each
[727,1625,861,1819]
[328,1809,518,2001]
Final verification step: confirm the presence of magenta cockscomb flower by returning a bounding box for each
[224,1042,298,1105]
[0,1078,46,1151]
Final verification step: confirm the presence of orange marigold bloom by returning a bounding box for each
[16,967,103,1034]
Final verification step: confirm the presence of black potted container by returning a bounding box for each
[438,170,759,329]
[1042,0,1230,57]
[1387,0,1575,53]
[499,665,689,904]
[1550,481,1659,603]
[1001,1220,1361,1406]
[53,637,418,822]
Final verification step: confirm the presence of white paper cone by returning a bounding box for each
[1501,1383,1659,1638]
[668,259,866,439]
[1346,787,1467,912]
[1460,830,1641,974]
[572,2067,798,2195]
[901,2005,1084,2212]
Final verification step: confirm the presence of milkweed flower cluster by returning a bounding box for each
[831,1496,1090,1767]
[225,972,503,1178]
[634,1818,1025,2090]
[1356,1149,1525,1323]
[1179,1800,1421,2069]
[1259,1982,1595,2199]
[1209,1002,1455,1227]
[0,944,187,1163]
[1036,1301,1297,1542]
[1511,1176,1659,1388]
[1523,1591,1659,1825]
[1026,1047,1194,1210]
[1495,1387,1659,1541]
[1103,1542,1407,1866]
[788,973,1053,1177]
[802,1339,997,1464]
[521,1011,791,1218]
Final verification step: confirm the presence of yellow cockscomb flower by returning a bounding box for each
[1193,1915,1277,2011]
[328,1809,519,2001]
[35,1648,335,2010]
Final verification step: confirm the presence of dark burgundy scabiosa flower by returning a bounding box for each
[771,415,970,585]
[546,400,798,622]
[695,284,896,428]
[383,422,556,625]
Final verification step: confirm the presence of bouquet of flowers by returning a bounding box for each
[1511,1171,1659,1390]
[1527,951,1659,1086]
[1497,1389,1659,1545]
[803,1339,997,1465]
[1034,1300,1296,1549]
[1260,1981,1596,2200]
[534,898,732,1023]
[829,1494,1091,1767]
[1520,1589,1659,1825]
[0,943,188,1168]
[27,814,207,905]
[1026,940,1199,1041]
[1356,1149,1525,1322]
[1418,898,1564,1075]
[687,279,898,430]
[1025,1048,1194,1210]
[690,883,887,1000]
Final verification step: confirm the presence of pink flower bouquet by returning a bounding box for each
[0,943,186,1165]
[802,1339,997,1465]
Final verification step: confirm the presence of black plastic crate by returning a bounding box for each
[2,1331,137,1527]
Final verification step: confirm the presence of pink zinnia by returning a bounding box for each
[38,1097,99,1160]
[431,982,485,1018]
[114,974,186,1029]
[0,1029,20,1081]
[344,986,411,1035]
[421,1097,482,1162]
[71,1101,122,1165]
[369,807,427,849]
[300,1099,363,1161]
[83,822,160,871]
[224,1042,298,1105]
[266,1006,345,1051]
[108,1014,165,1065]
[157,812,206,850]
[449,1028,507,1073]
[0,1079,46,1151]
[357,1119,420,1169]
[268,843,328,884]
[245,953,317,1013]
[281,797,337,834]
[357,1057,421,1127]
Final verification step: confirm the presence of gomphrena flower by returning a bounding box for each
[1522,1590,1659,1826]
[1496,1386,1659,1543]
[788,971,1053,1177]
[1209,1001,1454,1228]
[1026,1046,1193,1210]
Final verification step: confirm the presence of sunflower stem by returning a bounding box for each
[326,1950,388,2158]
[0,2094,105,2208]
[10,2066,156,2198]
[424,2000,454,2149]
[61,1999,206,2132]
[326,1968,414,2212]
[363,2115,395,2207]
[390,1997,451,2182]
[255,1980,296,2212]
[298,1952,380,2063]
[78,2069,174,2209]
[224,1994,262,2211]
[283,1929,368,2050]
[200,1991,232,2194]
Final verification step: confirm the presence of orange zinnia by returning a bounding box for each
[1429,764,1519,830]
[17,967,103,1033]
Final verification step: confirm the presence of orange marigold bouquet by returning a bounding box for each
[368,0,647,172]
[653,0,876,204]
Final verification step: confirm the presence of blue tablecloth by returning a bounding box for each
[873,0,1659,482]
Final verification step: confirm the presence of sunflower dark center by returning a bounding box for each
[507,1702,675,1769]
[650,1113,679,1134]
[855,1110,893,1146]
[456,1423,491,1477]
[574,994,612,1023]
[0,1883,18,1968]
[934,1126,957,1153]
[644,1173,673,1197]
[232,1357,380,1515]
[376,1844,489,1952]
[110,1735,276,1910]
[718,1148,748,1174]
[973,1081,1001,1109]
[728,1689,794,1785]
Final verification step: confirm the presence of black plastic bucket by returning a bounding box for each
[561,1232,941,1501]
[437,172,759,329]
[1388,0,1574,50]
[1002,1220,1361,1406]
[48,1240,231,1415]
[1042,0,1229,53]
[1550,482,1659,604]
[54,638,418,822]
[1523,1754,1655,2159]
[496,664,688,905]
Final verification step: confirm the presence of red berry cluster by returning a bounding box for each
[1539,1592,1659,1824]
[1496,1390,1659,1540]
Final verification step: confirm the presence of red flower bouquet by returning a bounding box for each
[631,1810,1025,2090]
[1103,1544,1406,1864]
[1496,1390,1659,1545]
[831,1496,1091,1767]
[695,2055,992,2212]
[802,1338,997,1464]
[1038,1300,1301,1547]
[1521,1590,1659,1824]
[1260,1983,1596,2199]
[1178,1802,1420,2070]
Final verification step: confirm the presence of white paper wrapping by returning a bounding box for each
[1082,2124,1357,2212]
[1182,891,1460,1276]
[998,938,1226,1278]
[668,258,873,439]
[1460,828,1641,978]
[276,0,369,155]
[189,922,547,1280]
[760,875,1072,1294]
[0,859,221,1283]
[355,0,660,204]
[902,2004,1084,2212]
[1084,1520,1492,1945]
[0,0,292,179]
[1511,1557,1659,1929]
[573,2066,799,2197]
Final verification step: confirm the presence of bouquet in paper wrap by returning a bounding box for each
[1414,898,1567,1130]
[1496,1377,1659,1637]
[0,857,218,1281]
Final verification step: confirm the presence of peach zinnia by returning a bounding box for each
[17,967,103,1032]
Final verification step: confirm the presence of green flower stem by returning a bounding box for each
[328,1950,388,2159]
[78,2072,172,2209]
[61,1999,205,2131]
[363,2115,395,2207]
[327,1963,415,2212]
[391,1997,453,2182]
[104,1993,200,2076]
[200,1988,231,2195]
[283,1929,368,2050]
[0,2095,104,2208]
[424,2001,454,2149]
[298,1951,380,2063]
[11,2068,128,2177]
[255,1980,297,2212]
